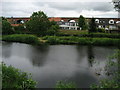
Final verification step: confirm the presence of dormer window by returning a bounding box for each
[95,19,99,23]
[61,20,64,22]
[69,20,76,23]
[109,20,114,24]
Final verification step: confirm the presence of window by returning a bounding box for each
[109,20,114,24]
[95,19,99,23]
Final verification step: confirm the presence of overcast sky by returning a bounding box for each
[1,0,119,18]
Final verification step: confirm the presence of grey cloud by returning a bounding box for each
[44,2,114,12]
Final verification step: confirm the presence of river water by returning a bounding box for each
[1,42,118,88]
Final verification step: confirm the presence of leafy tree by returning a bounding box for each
[26,11,50,36]
[47,21,59,35]
[78,15,87,30]
[88,17,97,33]
[14,25,28,34]
[2,18,14,35]
[112,0,120,11]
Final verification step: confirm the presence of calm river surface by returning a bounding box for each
[1,42,118,88]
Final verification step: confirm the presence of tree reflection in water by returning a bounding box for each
[28,45,49,67]
[87,45,95,67]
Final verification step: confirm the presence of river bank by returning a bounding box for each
[2,34,120,47]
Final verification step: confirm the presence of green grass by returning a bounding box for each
[42,36,120,47]
[1,63,36,89]
[57,30,120,38]
[2,34,40,45]
[58,30,88,35]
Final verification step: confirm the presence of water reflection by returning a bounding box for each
[2,42,117,88]
[28,45,49,67]
[2,42,13,58]
[87,45,95,67]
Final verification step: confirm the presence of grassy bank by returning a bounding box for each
[42,36,120,47]
[2,34,120,47]
[57,30,120,38]
[2,34,40,45]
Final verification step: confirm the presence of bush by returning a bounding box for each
[2,34,40,44]
[97,28,105,33]
[14,25,27,34]
[1,63,36,89]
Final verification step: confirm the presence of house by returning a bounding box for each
[6,17,120,31]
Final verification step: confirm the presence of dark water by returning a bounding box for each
[1,42,117,88]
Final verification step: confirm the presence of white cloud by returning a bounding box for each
[1,0,119,18]
[3,0,112,2]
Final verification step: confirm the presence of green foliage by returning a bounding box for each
[57,30,88,36]
[97,28,105,33]
[26,11,50,36]
[42,36,120,46]
[78,15,87,30]
[88,18,97,33]
[2,34,40,44]
[2,19,14,35]
[14,25,28,34]
[57,30,120,38]
[55,81,76,88]
[47,21,59,35]
[2,63,36,89]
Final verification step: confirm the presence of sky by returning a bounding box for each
[1,0,119,18]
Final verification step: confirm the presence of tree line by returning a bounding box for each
[1,11,100,36]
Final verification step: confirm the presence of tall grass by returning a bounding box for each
[42,36,120,47]
[2,34,40,45]
[57,31,120,39]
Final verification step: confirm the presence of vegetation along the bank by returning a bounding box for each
[1,63,36,89]
[42,36,120,47]
[2,34,40,45]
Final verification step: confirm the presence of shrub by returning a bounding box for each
[2,34,40,44]
[14,25,28,34]
[1,63,36,89]
[97,28,105,33]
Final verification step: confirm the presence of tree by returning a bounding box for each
[112,0,120,11]
[47,20,59,35]
[88,17,97,33]
[26,11,50,36]
[78,15,87,30]
[2,18,14,35]
[14,25,27,34]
